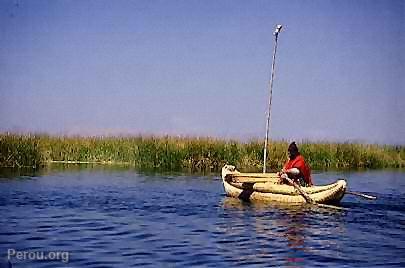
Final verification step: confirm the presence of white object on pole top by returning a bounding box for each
[274,24,283,35]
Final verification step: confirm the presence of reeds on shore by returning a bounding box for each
[0,133,404,171]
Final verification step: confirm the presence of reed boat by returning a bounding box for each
[221,165,347,204]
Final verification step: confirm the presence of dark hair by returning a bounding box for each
[288,142,299,159]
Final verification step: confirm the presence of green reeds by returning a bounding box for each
[0,133,404,171]
[0,134,43,168]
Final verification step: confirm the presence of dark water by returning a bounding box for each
[0,167,404,267]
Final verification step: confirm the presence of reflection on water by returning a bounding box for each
[221,197,347,267]
[0,167,404,267]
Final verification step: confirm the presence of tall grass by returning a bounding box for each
[0,134,43,168]
[1,133,404,171]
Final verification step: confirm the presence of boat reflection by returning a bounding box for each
[220,197,346,267]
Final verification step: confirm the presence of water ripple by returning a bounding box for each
[0,170,404,267]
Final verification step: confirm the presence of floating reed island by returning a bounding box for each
[0,133,404,171]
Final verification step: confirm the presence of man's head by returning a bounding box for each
[288,142,299,159]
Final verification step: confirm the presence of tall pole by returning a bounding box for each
[263,24,282,173]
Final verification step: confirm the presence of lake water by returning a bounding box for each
[0,166,404,267]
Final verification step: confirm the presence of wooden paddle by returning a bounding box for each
[233,177,377,200]
[282,176,314,204]
[230,175,377,201]
[283,174,347,210]
[346,191,377,200]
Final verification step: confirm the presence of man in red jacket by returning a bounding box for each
[278,142,313,187]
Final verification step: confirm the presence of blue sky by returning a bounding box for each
[1,0,404,144]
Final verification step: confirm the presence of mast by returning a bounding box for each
[263,24,283,173]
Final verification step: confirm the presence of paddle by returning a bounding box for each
[282,174,347,210]
[346,191,377,200]
[282,175,314,204]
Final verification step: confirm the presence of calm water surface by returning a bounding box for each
[0,166,404,267]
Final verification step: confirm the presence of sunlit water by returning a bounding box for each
[0,166,404,267]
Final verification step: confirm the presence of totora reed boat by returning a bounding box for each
[221,165,347,204]
[219,25,355,206]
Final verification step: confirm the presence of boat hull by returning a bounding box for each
[221,165,346,204]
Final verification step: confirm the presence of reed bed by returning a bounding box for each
[1,133,404,171]
[0,134,43,168]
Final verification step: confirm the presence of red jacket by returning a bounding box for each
[283,155,313,186]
